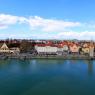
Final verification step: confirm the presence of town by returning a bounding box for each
[0,39,94,59]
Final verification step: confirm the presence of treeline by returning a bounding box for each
[19,40,36,53]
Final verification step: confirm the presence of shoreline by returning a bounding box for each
[1,54,94,60]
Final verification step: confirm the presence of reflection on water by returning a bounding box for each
[87,60,93,75]
[0,59,95,95]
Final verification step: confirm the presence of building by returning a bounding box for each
[82,43,90,55]
[35,44,57,55]
[0,43,10,53]
[57,42,69,55]
[69,43,80,54]
[89,41,94,57]
[0,43,20,54]
[10,47,20,54]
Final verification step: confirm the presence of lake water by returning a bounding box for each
[0,59,95,95]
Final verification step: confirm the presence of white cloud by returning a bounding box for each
[0,14,18,24]
[28,16,81,32]
[0,24,8,29]
[0,14,81,32]
[0,14,27,29]
[0,14,95,40]
[0,33,28,39]
[56,31,95,40]
[23,31,95,40]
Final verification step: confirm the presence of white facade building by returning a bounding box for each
[35,44,69,55]
[35,45,58,54]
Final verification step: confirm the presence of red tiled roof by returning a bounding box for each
[35,42,80,48]
[69,43,79,47]
[35,43,57,47]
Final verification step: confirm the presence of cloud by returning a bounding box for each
[0,32,28,39]
[22,31,95,40]
[0,14,81,32]
[28,16,81,32]
[0,13,95,40]
[56,31,95,40]
[0,24,8,29]
[0,14,27,29]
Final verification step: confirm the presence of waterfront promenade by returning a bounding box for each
[1,53,93,60]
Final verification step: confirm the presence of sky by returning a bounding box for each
[0,0,95,40]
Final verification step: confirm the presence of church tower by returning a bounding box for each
[89,41,94,58]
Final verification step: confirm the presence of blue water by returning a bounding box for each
[0,59,95,95]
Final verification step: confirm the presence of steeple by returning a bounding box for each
[1,43,9,49]
[89,41,94,58]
